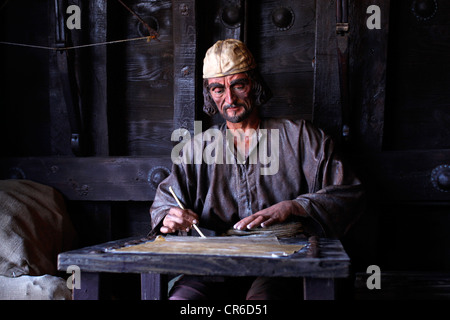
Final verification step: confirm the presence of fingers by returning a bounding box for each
[234,215,262,230]
[234,214,273,231]
[260,217,276,228]
[233,202,293,230]
[160,225,176,234]
[160,207,199,234]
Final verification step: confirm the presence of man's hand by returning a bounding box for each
[160,207,200,234]
[233,200,303,230]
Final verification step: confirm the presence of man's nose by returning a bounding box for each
[224,87,237,105]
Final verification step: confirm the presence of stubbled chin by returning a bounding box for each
[227,110,239,117]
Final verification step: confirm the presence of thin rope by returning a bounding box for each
[116,0,159,40]
[0,0,159,51]
[0,35,155,51]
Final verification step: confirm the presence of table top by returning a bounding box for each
[57,235,350,278]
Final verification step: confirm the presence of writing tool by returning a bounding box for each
[169,186,207,238]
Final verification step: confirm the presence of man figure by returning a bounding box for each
[150,39,364,300]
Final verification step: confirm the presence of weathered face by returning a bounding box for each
[207,73,254,123]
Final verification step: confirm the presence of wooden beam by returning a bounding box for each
[73,272,100,300]
[348,0,390,152]
[88,0,109,156]
[313,0,342,141]
[172,0,198,133]
[0,157,172,201]
[141,273,168,300]
[303,277,336,300]
[366,150,450,202]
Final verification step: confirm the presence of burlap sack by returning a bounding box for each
[0,179,76,277]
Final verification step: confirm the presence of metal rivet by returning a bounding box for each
[221,5,242,28]
[431,165,450,192]
[271,7,295,31]
[137,16,159,37]
[148,166,171,190]
[411,0,438,21]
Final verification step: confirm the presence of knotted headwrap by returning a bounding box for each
[203,39,257,79]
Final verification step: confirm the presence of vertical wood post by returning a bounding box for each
[303,277,336,300]
[73,272,101,300]
[141,273,168,300]
[313,0,342,141]
[348,0,390,152]
[88,0,109,156]
[172,0,198,134]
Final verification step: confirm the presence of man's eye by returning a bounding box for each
[211,88,224,94]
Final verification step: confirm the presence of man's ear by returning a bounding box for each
[203,83,218,116]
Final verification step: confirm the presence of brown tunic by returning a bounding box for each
[150,118,364,238]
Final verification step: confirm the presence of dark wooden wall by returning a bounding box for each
[0,0,52,156]
[1,0,450,299]
[347,0,450,274]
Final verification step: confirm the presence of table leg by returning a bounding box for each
[73,272,100,300]
[303,277,336,300]
[140,273,168,300]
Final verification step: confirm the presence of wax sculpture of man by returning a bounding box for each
[149,39,364,300]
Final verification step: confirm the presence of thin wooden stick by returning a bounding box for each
[169,186,206,238]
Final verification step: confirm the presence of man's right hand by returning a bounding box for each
[160,207,200,234]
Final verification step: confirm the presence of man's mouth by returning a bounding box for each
[224,105,243,112]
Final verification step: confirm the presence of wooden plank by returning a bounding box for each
[382,1,450,151]
[122,0,175,156]
[172,0,197,133]
[303,277,335,300]
[58,237,350,278]
[48,0,72,156]
[249,0,316,75]
[247,0,316,122]
[73,272,100,300]
[313,0,342,141]
[88,1,109,156]
[364,150,450,202]
[349,0,390,152]
[0,156,172,201]
[141,273,168,300]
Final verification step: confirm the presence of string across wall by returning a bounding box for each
[0,36,157,52]
[0,0,159,51]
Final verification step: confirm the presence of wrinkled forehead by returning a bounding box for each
[206,73,250,86]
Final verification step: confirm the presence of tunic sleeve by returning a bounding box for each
[293,122,365,238]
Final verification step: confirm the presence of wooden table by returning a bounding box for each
[57,236,350,300]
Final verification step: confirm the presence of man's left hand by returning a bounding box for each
[233,200,302,230]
